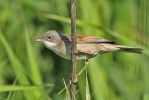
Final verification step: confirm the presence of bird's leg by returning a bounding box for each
[77,59,89,76]
[70,59,89,84]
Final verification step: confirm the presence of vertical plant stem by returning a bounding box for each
[70,0,77,99]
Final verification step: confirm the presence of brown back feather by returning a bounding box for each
[63,34,115,44]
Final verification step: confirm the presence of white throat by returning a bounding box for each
[43,40,71,59]
[43,41,58,49]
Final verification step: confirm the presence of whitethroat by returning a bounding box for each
[35,30,143,79]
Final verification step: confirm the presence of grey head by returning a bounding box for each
[35,30,72,59]
[35,30,63,49]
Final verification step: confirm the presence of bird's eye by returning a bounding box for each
[48,35,52,39]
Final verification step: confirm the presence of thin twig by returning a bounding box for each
[70,0,77,100]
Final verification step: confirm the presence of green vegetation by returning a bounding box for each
[0,0,148,100]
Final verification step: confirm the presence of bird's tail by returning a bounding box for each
[115,45,143,54]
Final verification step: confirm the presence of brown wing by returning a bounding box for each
[63,34,115,44]
[63,34,115,54]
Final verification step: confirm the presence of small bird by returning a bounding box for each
[35,30,143,60]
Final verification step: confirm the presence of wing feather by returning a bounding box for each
[63,34,115,44]
[63,34,115,54]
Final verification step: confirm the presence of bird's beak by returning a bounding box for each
[35,38,42,42]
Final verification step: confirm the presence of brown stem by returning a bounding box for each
[70,0,77,100]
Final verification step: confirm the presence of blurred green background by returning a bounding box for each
[0,0,149,100]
